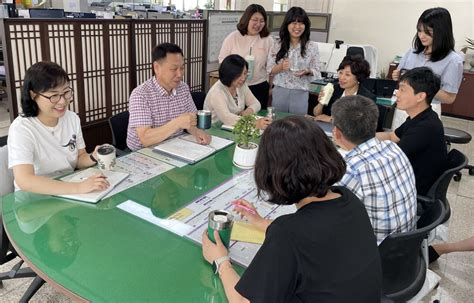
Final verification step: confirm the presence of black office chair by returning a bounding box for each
[346,46,365,59]
[108,111,130,154]
[444,127,474,181]
[379,199,445,302]
[418,149,468,224]
[0,146,45,302]
[191,91,206,110]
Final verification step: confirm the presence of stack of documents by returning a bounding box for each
[153,134,233,164]
[56,168,129,203]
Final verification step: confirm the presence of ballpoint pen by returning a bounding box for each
[232,200,257,215]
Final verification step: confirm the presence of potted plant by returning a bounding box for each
[232,115,260,169]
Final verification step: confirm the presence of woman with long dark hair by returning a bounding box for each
[391,7,463,128]
[267,7,321,115]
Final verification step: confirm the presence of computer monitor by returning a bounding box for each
[29,8,64,18]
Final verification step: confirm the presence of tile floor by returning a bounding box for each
[0,111,473,302]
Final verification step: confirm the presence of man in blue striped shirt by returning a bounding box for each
[332,95,417,244]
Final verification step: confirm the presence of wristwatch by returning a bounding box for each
[89,153,98,163]
[212,256,230,275]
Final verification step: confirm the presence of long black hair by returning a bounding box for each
[21,61,70,117]
[413,7,454,62]
[275,7,311,64]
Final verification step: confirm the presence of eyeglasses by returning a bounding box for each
[35,88,74,104]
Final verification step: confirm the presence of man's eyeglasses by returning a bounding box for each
[35,88,74,104]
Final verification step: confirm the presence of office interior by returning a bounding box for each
[0,0,473,302]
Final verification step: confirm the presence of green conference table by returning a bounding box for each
[1,125,251,302]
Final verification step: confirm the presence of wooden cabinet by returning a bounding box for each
[442,71,474,119]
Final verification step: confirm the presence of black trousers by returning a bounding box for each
[249,81,270,110]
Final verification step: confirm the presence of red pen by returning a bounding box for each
[232,201,257,215]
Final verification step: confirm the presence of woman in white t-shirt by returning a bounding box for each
[8,61,109,194]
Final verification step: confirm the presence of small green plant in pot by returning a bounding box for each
[232,115,260,169]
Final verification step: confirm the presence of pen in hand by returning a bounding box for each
[232,200,257,215]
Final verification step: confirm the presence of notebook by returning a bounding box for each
[153,134,233,164]
[55,168,129,203]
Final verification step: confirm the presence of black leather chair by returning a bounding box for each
[418,149,468,224]
[191,91,206,110]
[444,127,474,181]
[108,111,130,154]
[0,146,45,302]
[379,199,445,302]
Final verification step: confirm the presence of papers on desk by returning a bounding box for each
[153,134,233,164]
[56,168,129,203]
[117,169,296,268]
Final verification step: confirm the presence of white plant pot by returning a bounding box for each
[233,143,258,169]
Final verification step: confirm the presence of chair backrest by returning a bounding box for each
[0,145,13,196]
[191,91,206,110]
[426,149,467,222]
[0,145,15,265]
[346,46,365,59]
[108,111,130,151]
[378,199,445,301]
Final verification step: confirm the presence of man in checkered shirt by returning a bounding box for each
[127,43,211,151]
[331,95,417,244]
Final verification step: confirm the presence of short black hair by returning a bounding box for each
[254,116,346,204]
[237,4,270,38]
[413,7,454,62]
[337,55,371,83]
[21,61,70,117]
[219,54,248,87]
[276,7,311,63]
[332,96,378,145]
[400,67,441,105]
[152,42,184,62]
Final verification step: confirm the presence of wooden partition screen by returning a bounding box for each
[1,18,207,148]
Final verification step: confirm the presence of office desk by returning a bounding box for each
[1,127,246,302]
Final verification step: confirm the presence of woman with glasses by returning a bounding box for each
[7,61,109,194]
[204,54,270,130]
[218,4,274,109]
[267,7,321,115]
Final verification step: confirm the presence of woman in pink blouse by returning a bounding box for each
[267,7,321,115]
[218,4,274,109]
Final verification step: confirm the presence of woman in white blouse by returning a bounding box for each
[204,55,271,130]
[267,7,321,115]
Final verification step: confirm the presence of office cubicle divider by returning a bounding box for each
[0,18,207,148]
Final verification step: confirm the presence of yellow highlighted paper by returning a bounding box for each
[169,208,193,220]
[231,221,265,244]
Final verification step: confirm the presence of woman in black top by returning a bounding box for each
[314,55,375,122]
[202,116,382,303]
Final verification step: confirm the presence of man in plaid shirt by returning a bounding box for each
[127,43,211,151]
[332,95,417,244]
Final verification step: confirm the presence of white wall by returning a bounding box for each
[329,0,473,76]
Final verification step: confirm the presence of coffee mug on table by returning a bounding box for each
[208,210,234,248]
[197,110,212,129]
[97,144,116,171]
